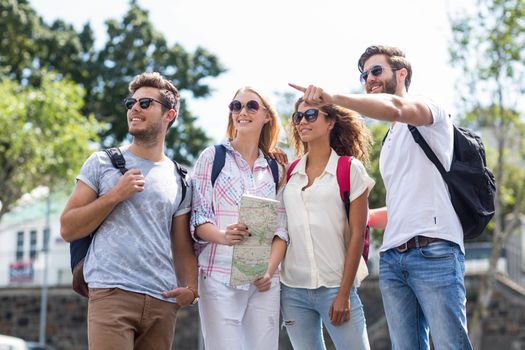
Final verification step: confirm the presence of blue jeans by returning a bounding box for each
[379,240,473,350]
[281,284,370,350]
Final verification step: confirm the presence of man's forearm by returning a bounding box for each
[332,93,433,126]
[173,251,198,290]
[60,192,120,241]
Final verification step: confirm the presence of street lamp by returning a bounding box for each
[38,190,51,347]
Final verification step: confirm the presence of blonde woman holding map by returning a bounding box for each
[190,87,288,350]
[281,97,374,349]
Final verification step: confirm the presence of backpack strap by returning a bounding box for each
[286,159,301,181]
[173,160,188,206]
[212,144,279,190]
[104,147,187,205]
[265,155,279,188]
[336,156,352,219]
[381,129,390,146]
[407,125,447,176]
[337,155,370,264]
[104,148,128,174]
[212,144,226,187]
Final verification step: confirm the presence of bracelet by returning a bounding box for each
[185,286,199,305]
[185,286,198,297]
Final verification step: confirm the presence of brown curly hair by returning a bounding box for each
[288,97,372,165]
[128,72,180,128]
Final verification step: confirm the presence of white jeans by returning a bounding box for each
[198,273,280,350]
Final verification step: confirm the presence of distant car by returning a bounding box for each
[0,334,29,350]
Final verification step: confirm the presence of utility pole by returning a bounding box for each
[38,191,51,347]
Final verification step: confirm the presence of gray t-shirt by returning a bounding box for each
[77,146,192,302]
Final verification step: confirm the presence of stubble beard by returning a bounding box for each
[366,74,398,95]
[384,74,397,95]
[130,122,164,147]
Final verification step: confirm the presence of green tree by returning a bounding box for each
[0,73,101,221]
[0,0,40,81]
[366,122,387,210]
[449,0,525,347]
[0,0,226,165]
[93,2,225,163]
[0,0,94,85]
[366,122,388,244]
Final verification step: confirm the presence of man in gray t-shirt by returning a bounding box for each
[60,72,198,350]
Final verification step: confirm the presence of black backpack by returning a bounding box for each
[407,124,496,239]
[69,147,188,297]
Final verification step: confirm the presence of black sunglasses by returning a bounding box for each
[292,108,320,125]
[124,97,172,110]
[360,65,401,84]
[228,100,263,114]
[359,65,386,84]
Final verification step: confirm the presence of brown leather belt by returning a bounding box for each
[396,236,445,252]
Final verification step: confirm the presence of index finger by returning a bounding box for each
[288,83,307,92]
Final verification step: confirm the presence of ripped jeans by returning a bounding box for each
[281,284,370,350]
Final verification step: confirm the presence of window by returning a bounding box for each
[29,230,37,260]
[16,231,24,261]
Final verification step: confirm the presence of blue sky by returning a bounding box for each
[31,0,472,142]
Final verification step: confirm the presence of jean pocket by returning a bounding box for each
[418,242,455,260]
[89,287,118,303]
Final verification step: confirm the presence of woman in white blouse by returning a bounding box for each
[281,97,374,350]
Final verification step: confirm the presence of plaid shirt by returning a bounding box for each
[191,140,288,289]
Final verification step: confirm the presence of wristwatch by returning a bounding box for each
[186,286,199,305]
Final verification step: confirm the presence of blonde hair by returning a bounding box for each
[226,87,280,155]
[288,97,372,165]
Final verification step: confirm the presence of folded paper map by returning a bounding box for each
[230,194,279,286]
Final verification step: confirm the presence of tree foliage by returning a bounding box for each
[0,0,226,165]
[449,0,525,347]
[0,73,102,221]
[365,122,388,244]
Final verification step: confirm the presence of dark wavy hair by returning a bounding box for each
[288,98,372,165]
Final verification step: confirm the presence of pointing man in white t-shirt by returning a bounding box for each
[290,45,472,350]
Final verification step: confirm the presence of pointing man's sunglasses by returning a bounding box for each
[359,65,387,84]
[359,65,400,85]
[124,97,172,110]
[292,108,320,125]
[228,100,264,114]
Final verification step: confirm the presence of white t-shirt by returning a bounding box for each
[281,149,375,288]
[379,97,464,253]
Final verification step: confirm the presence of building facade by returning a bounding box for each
[0,190,71,288]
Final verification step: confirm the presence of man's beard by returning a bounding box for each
[130,122,163,145]
[384,74,397,94]
[367,74,398,95]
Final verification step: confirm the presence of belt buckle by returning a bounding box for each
[396,242,408,253]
